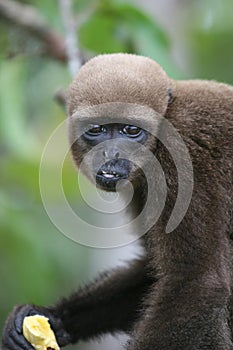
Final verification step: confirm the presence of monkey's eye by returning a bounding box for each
[85,124,105,135]
[122,125,141,137]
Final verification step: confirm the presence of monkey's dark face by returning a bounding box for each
[77,123,149,191]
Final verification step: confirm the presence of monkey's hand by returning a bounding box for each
[1,305,71,350]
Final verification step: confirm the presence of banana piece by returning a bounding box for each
[23,315,60,350]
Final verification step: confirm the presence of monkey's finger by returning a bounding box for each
[14,305,34,333]
[2,331,33,350]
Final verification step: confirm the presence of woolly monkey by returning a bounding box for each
[2,54,233,350]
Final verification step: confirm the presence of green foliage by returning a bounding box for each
[78,0,174,72]
[79,0,169,52]
[186,0,233,83]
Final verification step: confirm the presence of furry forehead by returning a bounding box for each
[67,53,175,118]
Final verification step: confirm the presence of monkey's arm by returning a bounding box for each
[54,258,153,343]
[1,258,153,349]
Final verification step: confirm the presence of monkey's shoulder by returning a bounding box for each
[174,79,233,111]
[169,79,233,126]
[165,79,233,155]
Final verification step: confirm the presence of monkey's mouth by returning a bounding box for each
[95,160,131,190]
[96,169,128,190]
[98,170,122,179]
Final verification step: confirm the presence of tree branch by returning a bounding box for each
[0,0,67,62]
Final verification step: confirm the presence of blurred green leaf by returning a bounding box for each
[79,13,128,53]
[0,60,37,157]
[79,0,169,54]
[186,0,233,83]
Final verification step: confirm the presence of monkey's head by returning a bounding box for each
[67,53,174,191]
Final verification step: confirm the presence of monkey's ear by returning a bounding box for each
[54,89,67,112]
[167,89,174,105]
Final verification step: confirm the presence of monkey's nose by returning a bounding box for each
[103,151,120,160]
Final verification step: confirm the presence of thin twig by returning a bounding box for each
[58,0,82,76]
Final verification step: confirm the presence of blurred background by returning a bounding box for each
[0,0,233,349]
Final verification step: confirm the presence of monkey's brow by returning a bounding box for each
[78,119,148,127]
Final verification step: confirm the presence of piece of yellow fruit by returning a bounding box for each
[23,315,60,350]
